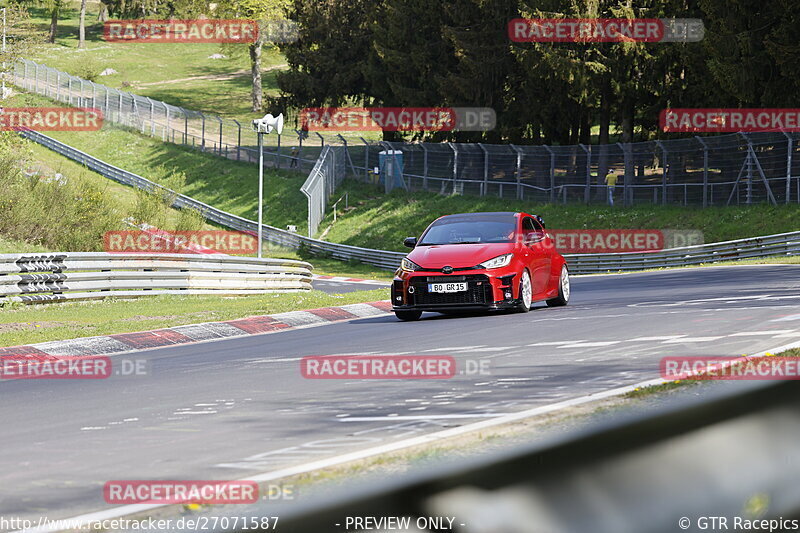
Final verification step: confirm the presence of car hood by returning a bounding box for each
[408,243,515,269]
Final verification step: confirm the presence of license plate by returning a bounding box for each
[428,282,467,293]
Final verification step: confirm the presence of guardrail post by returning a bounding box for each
[579,144,591,204]
[478,143,489,196]
[510,144,523,200]
[784,132,793,204]
[544,146,555,203]
[695,136,709,207]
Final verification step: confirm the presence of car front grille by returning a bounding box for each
[409,275,493,306]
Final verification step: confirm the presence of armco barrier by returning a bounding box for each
[253,382,800,533]
[0,253,313,304]
[19,131,800,273]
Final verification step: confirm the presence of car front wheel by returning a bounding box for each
[517,270,532,312]
[547,265,570,307]
[395,310,422,321]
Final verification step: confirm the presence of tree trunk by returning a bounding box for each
[597,79,611,196]
[48,3,60,44]
[249,42,263,113]
[78,0,87,49]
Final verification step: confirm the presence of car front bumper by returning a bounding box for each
[391,269,520,312]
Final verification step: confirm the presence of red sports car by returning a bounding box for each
[391,212,569,321]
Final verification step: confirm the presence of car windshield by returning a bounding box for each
[418,214,517,245]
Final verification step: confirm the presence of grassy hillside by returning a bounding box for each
[319,180,800,252]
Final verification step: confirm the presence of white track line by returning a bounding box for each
[18,339,800,533]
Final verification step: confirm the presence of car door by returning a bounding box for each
[522,217,552,298]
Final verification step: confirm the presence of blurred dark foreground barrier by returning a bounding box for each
[226,382,800,533]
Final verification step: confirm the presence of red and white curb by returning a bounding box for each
[312,274,391,286]
[0,301,393,360]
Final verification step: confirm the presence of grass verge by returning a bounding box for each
[0,289,388,347]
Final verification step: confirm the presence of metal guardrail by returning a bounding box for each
[19,131,800,273]
[254,381,800,533]
[0,253,313,304]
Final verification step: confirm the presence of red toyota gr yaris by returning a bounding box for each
[391,212,569,321]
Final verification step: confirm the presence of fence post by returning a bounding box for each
[234,120,241,161]
[360,137,370,182]
[118,91,123,123]
[695,137,709,207]
[784,132,793,204]
[164,103,170,141]
[34,62,39,93]
[655,140,667,206]
[544,146,555,203]
[200,112,206,149]
[182,108,188,144]
[478,143,489,196]
[218,117,224,156]
[579,144,591,204]
[56,71,60,101]
[316,132,325,147]
[448,142,458,191]
[147,98,155,137]
[510,144,523,200]
[616,142,633,206]
[421,144,428,189]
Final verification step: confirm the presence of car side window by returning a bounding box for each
[522,217,543,244]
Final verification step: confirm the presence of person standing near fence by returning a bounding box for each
[605,172,619,206]
[290,147,299,168]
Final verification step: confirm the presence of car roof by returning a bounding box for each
[435,212,534,220]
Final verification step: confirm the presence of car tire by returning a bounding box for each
[395,310,422,321]
[546,265,570,307]
[517,270,532,312]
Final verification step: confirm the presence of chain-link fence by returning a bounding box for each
[12,59,800,207]
[300,145,346,237]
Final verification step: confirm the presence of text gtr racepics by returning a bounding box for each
[392,212,570,321]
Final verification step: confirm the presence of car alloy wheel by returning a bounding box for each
[546,265,570,307]
[518,270,532,312]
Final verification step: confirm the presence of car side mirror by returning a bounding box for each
[403,237,417,248]
[524,232,544,246]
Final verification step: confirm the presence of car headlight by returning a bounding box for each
[401,257,421,272]
[479,253,513,269]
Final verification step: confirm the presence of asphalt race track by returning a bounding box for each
[3,265,800,522]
